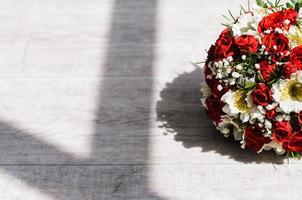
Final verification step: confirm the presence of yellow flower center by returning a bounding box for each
[291,83,302,102]
[233,90,249,112]
[289,28,302,46]
[281,80,302,102]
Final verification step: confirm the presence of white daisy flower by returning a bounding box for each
[272,71,302,113]
[217,116,243,141]
[288,25,302,49]
[221,90,253,122]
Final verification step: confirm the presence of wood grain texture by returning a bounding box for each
[0,0,301,199]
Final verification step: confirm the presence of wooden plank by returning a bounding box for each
[1,164,302,200]
[0,0,157,78]
[0,0,300,199]
[0,166,159,200]
[0,75,287,165]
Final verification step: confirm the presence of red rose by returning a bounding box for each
[259,61,276,82]
[205,45,217,64]
[244,125,271,152]
[214,29,238,59]
[205,67,229,99]
[262,33,289,54]
[258,9,297,33]
[251,83,272,106]
[280,62,297,79]
[205,95,224,126]
[283,9,298,25]
[206,78,229,99]
[258,11,284,33]
[273,121,293,143]
[297,112,302,124]
[282,131,302,152]
[266,109,277,120]
[259,12,283,32]
[290,46,302,70]
[235,35,259,53]
[289,112,302,132]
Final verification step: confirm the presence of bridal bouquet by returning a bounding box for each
[202,0,302,157]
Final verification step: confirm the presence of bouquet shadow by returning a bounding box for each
[156,67,285,164]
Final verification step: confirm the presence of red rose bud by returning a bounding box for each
[282,131,302,152]
[244,125,271,152]
[251,83,272,106]
[273,121,293,143]
[290,46,302,70]
[214,29,239,59]
[266,109,277,120]
[283,9,298,25]
[205,77,229,99]
[280,62,297,79]
[204,65,212,77]
[205,45,217,65]
[258,9,298,33]
[235,35,259,54]
[259,61,276,82]
[205,95,224,126]
[262,33,289,55]
[258,11,284,33]
[297,112,302,124]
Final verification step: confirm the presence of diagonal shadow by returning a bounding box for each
[0,0,164,199]
[156,68,285,164]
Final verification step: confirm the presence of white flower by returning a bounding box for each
[284,19,290,25]
[217,84,223,91]
[266,103,276,110]
[221,90,253,122]
[276,27,284,34]
[227,56,233,62]
[288,25,302,48]
[299,8,302,18]
[200,82,211,107]
[232,72,240,78]
[264,119,272,129]
[272,71,302,113]
[217,116,243,141]
[258,141,285,155]
[264,30,271,34]
[250,111,265,122]
[232,12,260,37]
[235,64,243,70]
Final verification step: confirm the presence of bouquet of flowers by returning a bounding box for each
[202,0,302,157]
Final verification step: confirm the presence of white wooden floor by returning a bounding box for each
[0,0,301,199]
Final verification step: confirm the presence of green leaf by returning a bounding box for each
[268,77,277,88]
[244,81,256,89]
[256,0,263,6]
[257,72,265,83]
[289,152,301,159]
[257,0,268,8]
[256,0,267,7]
[228,9,236,22]
[295,2,300,11]
[286,2,294,8]
[275,0,281,7]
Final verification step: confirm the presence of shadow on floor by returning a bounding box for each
[156,67,285,164]
[0,0,165,199]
